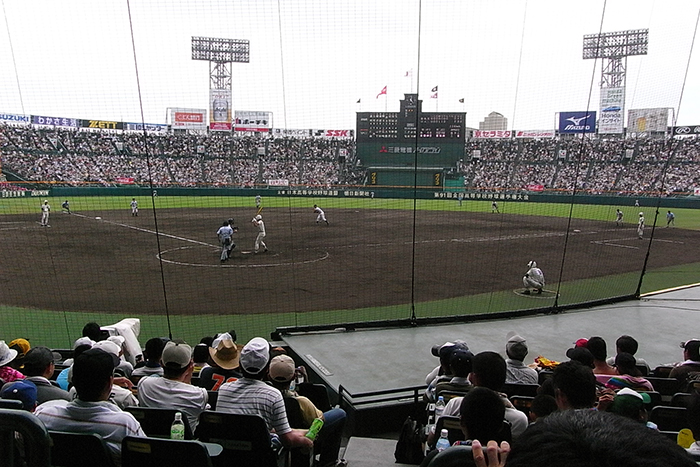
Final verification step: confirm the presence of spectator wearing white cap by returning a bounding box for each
[216,337,313,451]
[85,340,138,409]
[138,340,208,431]
[505,332,538,385]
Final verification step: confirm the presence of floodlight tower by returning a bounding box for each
[192,36,250,131]
[582,29,648,134]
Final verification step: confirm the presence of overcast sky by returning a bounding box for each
[1,0,698,130]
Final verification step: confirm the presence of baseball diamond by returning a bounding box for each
[1,205,699,318]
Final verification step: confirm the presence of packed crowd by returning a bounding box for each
[2,321,699,467]
[2,124,700,195]
[0,321,348,467]
[0,125,358,188]
[463,137,700,195]
[418,332,700,466]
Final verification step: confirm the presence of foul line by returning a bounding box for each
[72,213,218,248]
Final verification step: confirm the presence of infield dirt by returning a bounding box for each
[2,207,698,316]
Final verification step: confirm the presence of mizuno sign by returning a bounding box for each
[559,112,597,134]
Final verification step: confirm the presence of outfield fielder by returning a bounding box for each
[217,220,234,262]
[255,195,262,209]
[130,198,138,216]
[666,211,675,227]
[637,212,645,239]
[252,214,268,253]
[313,204,329,225]
[40,200,51,227]
[522,260,545,295]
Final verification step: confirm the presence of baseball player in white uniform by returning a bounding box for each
[313,204,329,225]
[217,220,234,262]
[637,212,645,239]
[522,260,545,295]
[255,195,262,209]
[615,209,624,226]
[40,200,51,227]
[130,198,138,216]
[251,214,268,253]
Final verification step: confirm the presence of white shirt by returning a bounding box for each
[35,399,145,465]
[137,376,208,431]
[443,393,529,438]
[256,219,266,234]
[217,377,291,435]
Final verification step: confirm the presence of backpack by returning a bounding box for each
[394,416,425,464]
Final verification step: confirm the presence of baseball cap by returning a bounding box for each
[107,335,126,348]
[0,341,18,367]
[161,341,192,370]
[431,340,469,357]
[680,339,700,349]
[22,346,54,375]
[9,338,31,356]
[73,336,95,350]
[506,332,528,361]
[269,354,296,382]
[574,338,589,348]
[617,387,651,404]
[73,348,119,384]
[1,380,38,411]
[92,340,121,358]
[239,337,270,375]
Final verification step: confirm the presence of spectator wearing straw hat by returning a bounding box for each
[199,333,242,391]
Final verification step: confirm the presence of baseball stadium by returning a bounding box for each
[2,1,700,463]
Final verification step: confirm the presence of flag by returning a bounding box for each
[404,70,413,77]
[357,98,361,104]
[431,92,438,99]
[376,86,387,99]
[431,86,438,92]
[459,98,464,103]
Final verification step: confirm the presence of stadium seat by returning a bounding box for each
[425,445,475,467]
[207,390,218,410]
[645,377,682,401]
[48,430,116,467]
[0,408,51,467]
[501,383,539,398]
[125,406,194,440]
[0,399,24,410]
[122,435,214,467]
[195,411,290,467]
[509,395,534,416]
[296,383,332,412]
[670,392,693,408]
[648,406,688,432]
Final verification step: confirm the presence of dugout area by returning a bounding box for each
[1,197,700,347]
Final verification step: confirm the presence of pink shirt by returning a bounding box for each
[0,366,25,383]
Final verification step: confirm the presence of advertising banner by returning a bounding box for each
[31,115,79,128]
[170,109,206,130]
[80,119,123,130]
[210,89,232,131]
[515,129,555,138]
[558,112,596,134]
[310,129,354,138]
[115,177,135,184]
[673,125,700,136]
[234,111,271,132]
[628,108,669,133]
[272,128,311,137]
[472,130,512,139]
[267,179,290,187]
[598,87,624,134]
[125,122,168,133]
[0,113,30,124]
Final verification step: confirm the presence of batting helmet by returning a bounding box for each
[255,215,262,221]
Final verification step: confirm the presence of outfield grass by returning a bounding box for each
[2,194,699,347]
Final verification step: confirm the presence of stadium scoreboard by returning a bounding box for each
[356,94,466,173]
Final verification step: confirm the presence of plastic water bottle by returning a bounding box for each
[434,396,446,421]
[170,412,185,440]
[305,418,324,440]
[435,429,450,452]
